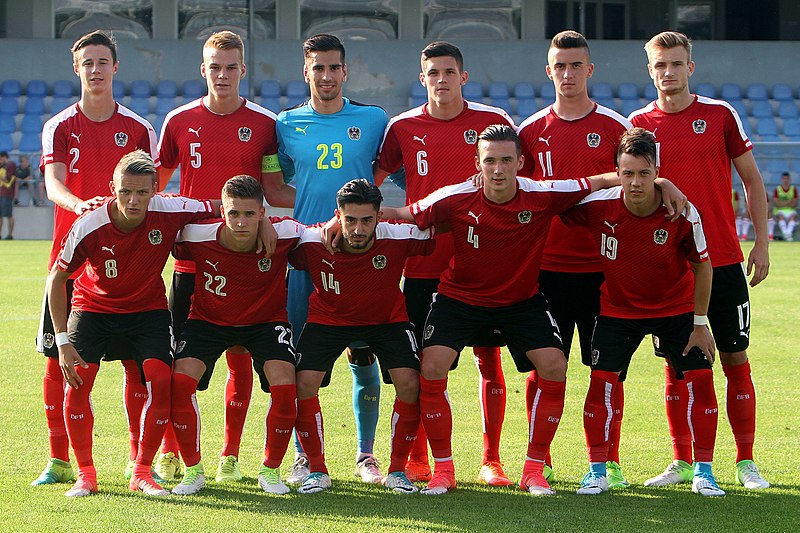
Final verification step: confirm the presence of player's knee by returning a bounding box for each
[392,372,420,403]
[719,350,748,366]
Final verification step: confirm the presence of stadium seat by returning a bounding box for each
[0,97,18,115]
[750,100,773,119]
[621,99,644,117]
[783,118,800,137]
[52,80,74,98]
[24,97,46,115]
[1,80,22,97]
[20,114,41,134]
[764,158,789,174]
[720,83,743,101]
[756,118,779,137]
[51,97,73,114]
[463,82,483,101]
[260,97,281,113]
[127,98,150,116]
[490,98,512,115]
[426,11,518,40]
[590,82,613,100]
[772,83,793,101]
[19,132,41,152]
[617,83,639,100]
[0,133,12,152]
[778,101,799,119]
[260,80,281,100]
[152,114,166,134]
[730,100,748,120]
[112,79,125,99]
[516,98,537,118]
[694,83,716,98]
[285,80,308,107]
[26,80,48,98]
[0,114,14,133]
[155,97,176,115]
[514,82,535,100]
[182,79,205,101]
[130,80,153,99]
[239,79,251,98]
[303,16,396,40]
[746,83,769,101]
[595,98,617,113]
[156,80,178,98]
[643,84,657,101]
[488,82,510,99]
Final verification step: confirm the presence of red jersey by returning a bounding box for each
[41,102,159,272]
[158,98,279,273]
[518,104,630,272]
[289,223,434,326]
[561,187,708,319]
[629,96,751,267]
[57,195,213,314]
[377,101,514,278]
[410,179,591,307]
[173,217,304,326]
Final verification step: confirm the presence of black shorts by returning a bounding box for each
[423,293,564,373]
[295,322,419,386]
[175,319,297,393]
[67,310,173,382]
[594,314,712,381]
[168,271,195,339]
[538,270,603,365]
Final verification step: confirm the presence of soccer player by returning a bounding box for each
[773,171,797,241]
[290,179,433,495]
[517,30,632,487]
[34,30,159,487]
[629,31,771,489]
[47,150,213,497]
[373,41,516,486]
[274,34,390,485]
[169,176,302,496]
[562,128,724,497]
[156,30,287,483]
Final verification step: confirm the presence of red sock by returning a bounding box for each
[388,399,420,473]
[408,422,429,464]
[525,371,552,467]
[665,365,693,463]
[64,363,100,472]
[122,359,148,462]
[221,350,253,458]
[135,359,171,471]
[43,357,70,462]
[723,361,756,462]
[296,397,327,473]
[161,425,180,456]
[171,372,201,467]
[263,384,297,469]
[527,377,565,462]
[583,370,618,463]
[419,376,452,460]
[607,381,624,464]
[473,346,505,463]
[685,369,718,463]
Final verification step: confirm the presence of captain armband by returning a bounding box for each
[262,154,281,174]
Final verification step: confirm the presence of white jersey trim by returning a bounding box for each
[57,206,112,270]
[116,103,159,163]
[519,177,590,192]
[696,95,750,143]
[517,106,552,131]
[412,181,478,214]
[177,222,221,243]
[375,221,431,241]
[42,104,80,158]
[626,101,656,122]
[595,104,633,129]
[149,195,213,214]
[683,201,709,259]
[576,186,623,205]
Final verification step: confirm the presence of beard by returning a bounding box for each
[344,230,375,250]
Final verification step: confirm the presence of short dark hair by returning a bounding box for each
[477,124,522,156]
[71,30,118,64]
[550,30,590,56]
[222,175,264,203]
[421,41,464,71]
[781,171,791,178]
[617,127,657,167]
[0,151,7,158]
[113,149,157,187]
[336,179,382,211]
[304,33,345,62]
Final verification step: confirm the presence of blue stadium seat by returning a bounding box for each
[21,114,42,133]
[0,97,19,115]
[617,83,639,100]
[51,98,73,114]
[730,100,748,120]
[155,97,176,115]
[488,82,510,99]
[52,80,74,98]
[490,98,512,115]
[516,98,537,118]
[772,83,793,101]
[595,98,617,113]
[463,82,483,101]
[285,80,308,107]
[411,83,427,98]
[127,98,150,116]
[152,114,166,135]
[19,132,41,152]
[746,83,769,101]
[750,100,773,119]
[24,97,46,115]
[756,118,779,137]
[591,82,613,100]
[643,83,657,101]
[112,80,126,99]
[260,97,281,113]
[0,133,12,152]
[183,79,205,99]
[764,158,789,175]
[129,80,153,98]
[539,83,555,100]
[1,80,22,97]
[514,82,535,100]
[156,80,178,98]
[239,79,250,97]
[0,114,14,133]
[621,99,644,118]
[720,83,743,101]
[26,80,48,98]
[260,80,281,99]
[778,101,799,119]
[740,117,754,138]
[694,83,716,98]
[783,118,800,137]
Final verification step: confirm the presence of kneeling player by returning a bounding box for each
[561,128,724,496]
[48,151,214,497]
[291,179,434,494]
[169,176,303,495]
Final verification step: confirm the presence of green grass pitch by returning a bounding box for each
[0,240,798,531]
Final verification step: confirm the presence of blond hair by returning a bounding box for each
[203,30,244,61]
[644,31,692,63]
[114,149,157,187]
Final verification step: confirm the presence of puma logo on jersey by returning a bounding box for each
[71,133,81,143]
[652,128,658,138]
[468,211,482,224]
[322,258,335,269]
[413,135,427,145]
[295,125,309,135]
[538,135,552,146]
[101,245,115,255]
[188,127,202,137]
[604,221,618,232]
[205,259,219,271]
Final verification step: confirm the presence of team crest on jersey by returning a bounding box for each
[258,258,272,272]
[692,119,706,134]
[372,255,387,269]
[238,127,252,142]
[464,129,478,144]
[518,210,532,224]
[653,228,668,245]
[176,340,186,355]
[591,349,600,366]
[348,126,361,140]
[149,229,163,245]
[114,132,128,147]
[586,132,601,148]
[42,332,55,349]
[424,325,434,340]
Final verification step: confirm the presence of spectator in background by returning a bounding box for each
[15,155,46,206]
[0,151,16,239]
[773,171,798,241]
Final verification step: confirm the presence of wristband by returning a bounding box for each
[693,315,709,326]
[55,332,71,346]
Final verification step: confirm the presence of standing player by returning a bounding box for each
[630,31,771,489]
[48,150,213,497]
[773,171,797,241]
[157,30,287,484]
[274,34,389,484]
[373,41,516,486]
[169,176,302,496]
[290,179,433,494]
[517,30,632,487]
[562,128,724,497]
[34,30,159,487]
